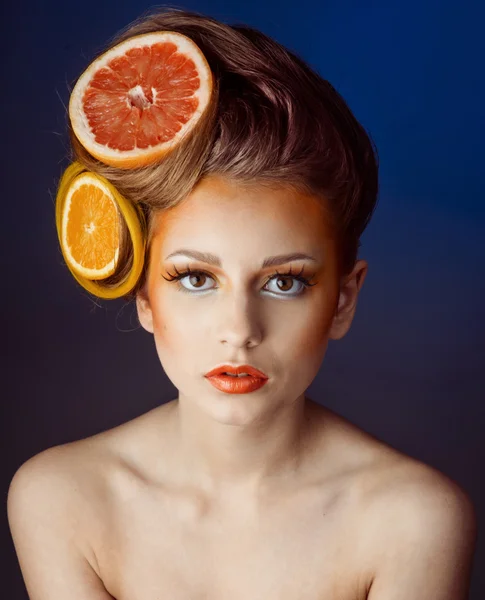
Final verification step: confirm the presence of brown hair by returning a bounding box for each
[67,5,379,301]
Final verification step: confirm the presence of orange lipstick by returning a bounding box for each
[204,364,268,394]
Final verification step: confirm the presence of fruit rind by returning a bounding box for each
[56,162,146,299]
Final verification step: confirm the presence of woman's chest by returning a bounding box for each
[94,483,369,600]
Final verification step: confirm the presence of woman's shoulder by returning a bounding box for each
[10,436,112,499]
[8,403,161,507]
[14,399,466,514]
[7,439,114,578]
[7,407,168,576]
[31,402,177,496]
[308,401,466,508]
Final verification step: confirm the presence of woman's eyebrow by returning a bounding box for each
[164,249,318,268]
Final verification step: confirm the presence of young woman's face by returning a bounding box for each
[137,176,347,424]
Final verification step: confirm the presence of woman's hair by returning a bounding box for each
[68,5,379,301]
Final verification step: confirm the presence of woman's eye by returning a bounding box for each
[176,271,307,296]
[264,275,305,295]
[179,272,215,291]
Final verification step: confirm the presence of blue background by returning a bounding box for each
[3,1,484,597]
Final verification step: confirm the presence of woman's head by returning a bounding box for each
[135,174,367,425]
[68,6,379,302]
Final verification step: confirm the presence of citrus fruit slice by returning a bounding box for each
[56,162,146,299]
[61,171,121,279]
[69,31,214,168]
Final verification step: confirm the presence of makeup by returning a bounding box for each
[204,364,268,394]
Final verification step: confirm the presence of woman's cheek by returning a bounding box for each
[150,285,177,336]
[153,306,194,350]
[298,301,336,354]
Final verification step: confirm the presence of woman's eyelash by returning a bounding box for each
[162,264,318,290]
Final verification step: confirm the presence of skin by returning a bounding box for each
[136,174,368,506]
[9,176,476,600]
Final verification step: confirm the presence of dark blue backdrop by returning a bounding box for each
[3,1,484,598]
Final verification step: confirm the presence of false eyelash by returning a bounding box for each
[162,264,318,288]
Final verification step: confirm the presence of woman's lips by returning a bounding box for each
[204,364,268,378]
[204,364,268,394]
[205,373,268,394]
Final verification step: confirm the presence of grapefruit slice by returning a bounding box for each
[69,31,214,168]
[56,162,146,299]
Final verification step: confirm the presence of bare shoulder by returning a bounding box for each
[357,445,478,598]
[8,402,172,501]
[362,452,477,537]
[8,441,108,565]
[325,403,478,534]
[7,441,119,598]
[7,404,170,518]
[320,407,478,598]
[8,441,102,510]
[316,402,476,513]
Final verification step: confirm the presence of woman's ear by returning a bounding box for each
[329,259,368,341]
[136,287,154,333]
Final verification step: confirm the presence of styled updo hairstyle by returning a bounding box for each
[68,6,379,302]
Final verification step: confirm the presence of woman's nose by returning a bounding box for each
[217,293,263,349]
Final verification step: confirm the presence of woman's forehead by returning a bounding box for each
[152,175,333,239]
[145,177,338,276]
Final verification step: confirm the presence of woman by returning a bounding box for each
[7,7,476,600]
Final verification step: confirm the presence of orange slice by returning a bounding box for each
[61,172,120,279]
[56,162,146,299]
[69,31,214,168]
